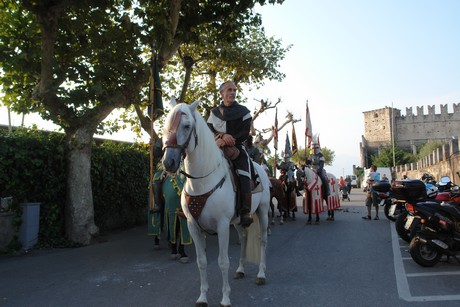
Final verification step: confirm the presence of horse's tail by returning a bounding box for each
[245,214,261,264]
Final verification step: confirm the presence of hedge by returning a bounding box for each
[0,128,151,247]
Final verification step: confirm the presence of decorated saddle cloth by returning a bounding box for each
[303,173,325,215]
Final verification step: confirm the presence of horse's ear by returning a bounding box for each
[170,98,177,107]
[190,100,200,112]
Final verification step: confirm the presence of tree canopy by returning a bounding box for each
[0,0,288,244]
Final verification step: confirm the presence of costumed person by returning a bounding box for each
[277,155,297,190]
[310,135,330,198]
[245,135,262,164]
[148,139,165,250]
[362,165,380,220]
[207,81,254,227]
[162,169,192,263]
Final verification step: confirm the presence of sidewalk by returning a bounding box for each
[0,225,201,307]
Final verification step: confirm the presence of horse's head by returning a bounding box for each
[162,101,199,173]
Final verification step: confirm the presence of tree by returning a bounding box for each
[0,0,285,244]
[417,140,444,159]
[370,147,415,167]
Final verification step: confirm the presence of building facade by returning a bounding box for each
[360,103,460,168]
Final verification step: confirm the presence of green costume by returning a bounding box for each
[147,169,164,237]
[147,169,191,245]
[163,173,191,245]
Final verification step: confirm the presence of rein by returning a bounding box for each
[180,160,222,179]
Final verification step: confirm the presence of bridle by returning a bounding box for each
[163,108,220,180]
[163,110,197,153]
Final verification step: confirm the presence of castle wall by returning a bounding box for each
[361,103,460,168]
[395,104,460,148]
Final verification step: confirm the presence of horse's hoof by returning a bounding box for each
[195,302,208,307]
[179,256,190,264]
[280,221,284,225]
[234,271,245,279]
[256,277,266,285]
[306,221,312,225]
[270,221,275,225]
[220,304,231,307]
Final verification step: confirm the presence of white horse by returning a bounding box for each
[162,101,271,307]
[302,167,340,223]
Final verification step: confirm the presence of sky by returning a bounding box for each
[242,0,460,177]
[1,0,460,177]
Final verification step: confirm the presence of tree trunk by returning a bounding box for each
[65,128,99,244]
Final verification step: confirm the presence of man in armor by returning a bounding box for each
[207,81,253,227]
[310,140,330,198]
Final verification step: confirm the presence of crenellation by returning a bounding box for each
[427,105,435,115]
[453,103,460,113]
[406,107,413,116]
[440,104,448,115]
[416,106,424,116]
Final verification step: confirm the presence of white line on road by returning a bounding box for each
[391,224,460,302]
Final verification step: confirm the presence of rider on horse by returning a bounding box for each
[207,81,254,227]
[308,135,330,198]
[277,153,298,194]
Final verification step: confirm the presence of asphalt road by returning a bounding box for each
[1,188,460,307]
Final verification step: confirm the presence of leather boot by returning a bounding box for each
[240,192,253,227]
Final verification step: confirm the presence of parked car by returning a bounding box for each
[349,175,358,188]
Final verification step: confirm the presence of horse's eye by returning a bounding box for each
[183,124,190,130]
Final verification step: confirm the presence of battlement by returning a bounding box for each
[404,103,459,118]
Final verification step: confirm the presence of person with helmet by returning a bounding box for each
[310,137,330,198]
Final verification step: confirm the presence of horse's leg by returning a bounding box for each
[269,198,275,225]
[255,207,268,285]
[217,222,232,307]
[188,222,209,306]
[307,198,312,224]
[234,224,247,278]
[315,213,320,224]
[154,236,160,250]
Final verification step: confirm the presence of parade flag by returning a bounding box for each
[305,102,313,148]
[273,108,278,150]
[284,131,292,158]
[148,52,164,118]
[291,123,298,155]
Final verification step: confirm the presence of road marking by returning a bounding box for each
[391,224,460,302]
[407,271,460,277]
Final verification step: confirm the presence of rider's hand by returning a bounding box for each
[216,138,226,147]
[222,134,235,146]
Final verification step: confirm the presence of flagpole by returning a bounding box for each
[305,101,307,157]
[149,48,156,213]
